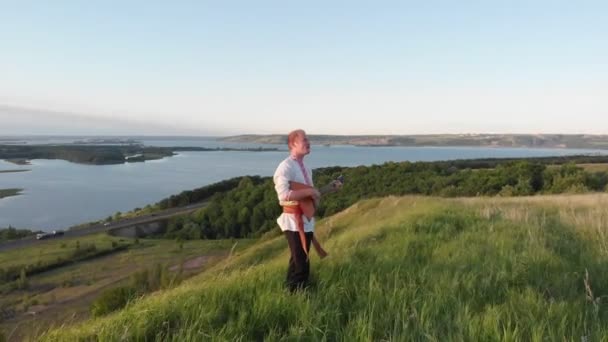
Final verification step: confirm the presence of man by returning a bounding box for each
[273,129,341,292]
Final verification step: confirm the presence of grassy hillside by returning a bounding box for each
[37,194,608,341]
[0,237,254,341]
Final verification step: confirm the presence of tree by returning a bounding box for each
[181,222,201,240]
[237,207,250,226]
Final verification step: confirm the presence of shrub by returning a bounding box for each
[90,286,137,317]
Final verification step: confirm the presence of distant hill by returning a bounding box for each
[221,134,608,149]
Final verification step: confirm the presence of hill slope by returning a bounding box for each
[39,195,608,341]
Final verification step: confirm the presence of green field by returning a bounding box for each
[31,194,608,341]
[577,163,608,173]
[0,234,127,270]
[546,163,608,173]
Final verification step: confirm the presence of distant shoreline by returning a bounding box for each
[221,134,608,150]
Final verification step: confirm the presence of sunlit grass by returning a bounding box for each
[38,195,608,341]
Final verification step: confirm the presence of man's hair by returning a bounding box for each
[287,129,306,150]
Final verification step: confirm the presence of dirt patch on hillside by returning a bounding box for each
[169,253,227,272]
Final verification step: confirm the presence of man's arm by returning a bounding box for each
[274,163,320,201]
[289,188,320,201]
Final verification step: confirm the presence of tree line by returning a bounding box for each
[152,156,608,240]
[0,226,39,241]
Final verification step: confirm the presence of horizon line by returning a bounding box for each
[2,133,608,138]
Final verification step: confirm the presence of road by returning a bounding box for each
[0,202,207,253]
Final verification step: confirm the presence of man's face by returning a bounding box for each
[291,133,311,156]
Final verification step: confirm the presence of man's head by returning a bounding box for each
[287,129,310,158]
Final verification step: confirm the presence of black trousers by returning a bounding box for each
[284,231,313,291]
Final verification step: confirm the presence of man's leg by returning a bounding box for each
[284,231,312,291]
[286,237,297,287]
[302,232,313,288]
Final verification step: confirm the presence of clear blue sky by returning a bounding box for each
[1,1,606,135]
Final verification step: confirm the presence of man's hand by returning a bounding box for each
[309,188,321,200]
[307,188,321,207]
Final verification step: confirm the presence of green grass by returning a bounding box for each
[0,234,127,270]
[40,196,608,341]
[7,238,246,289]
[578,163,608,173]
[546,162,608,173]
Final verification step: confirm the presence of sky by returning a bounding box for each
[1,1,607,135]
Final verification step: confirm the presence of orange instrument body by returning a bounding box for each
[281,181,324,257]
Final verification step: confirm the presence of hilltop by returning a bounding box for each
[37,194,608,341]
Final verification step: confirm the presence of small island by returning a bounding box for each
[0,169,31,173]
[0,144,281,166]
[0,188,23,199]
